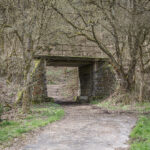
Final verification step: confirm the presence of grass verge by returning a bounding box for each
[92,100,150,149]
[91,100,150,113]
[0,102,64,146]
[130,115,150,150]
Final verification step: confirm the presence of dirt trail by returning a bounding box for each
[47,84,65,100]
[20,104,136,150]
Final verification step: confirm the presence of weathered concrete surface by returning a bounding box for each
[20,105,136,150]
[32,56,116,102]
[78,62,116,99]
[34,55,107,67]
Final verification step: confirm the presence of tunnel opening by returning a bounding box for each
[32,56,116,104]
[46,66,80,104]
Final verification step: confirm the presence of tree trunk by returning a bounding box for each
[139,47,145,102]
[0,29,4,54]
[116,69,135,93]
[22,65,32,113]
[22,86,31,113]
[139,72,144,102]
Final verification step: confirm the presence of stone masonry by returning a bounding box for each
[78,62,116,101]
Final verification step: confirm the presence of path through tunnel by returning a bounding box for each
[46,66,80,104]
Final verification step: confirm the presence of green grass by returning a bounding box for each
[92,100,150,113]
[0,103,64,145]
[130,116,150,150]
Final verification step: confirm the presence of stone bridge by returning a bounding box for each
[31,55,116,103]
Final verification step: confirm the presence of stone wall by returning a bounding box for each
[92,62,116,99]
[78,62,116,102]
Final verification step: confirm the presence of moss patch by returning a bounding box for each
[15,90,24,104]
[30,59,41,78]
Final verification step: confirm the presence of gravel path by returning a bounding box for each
[19,104,137,150]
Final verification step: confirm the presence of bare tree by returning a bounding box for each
[0,0,59,112]
[138,31,150,101]
[52,0,150,93]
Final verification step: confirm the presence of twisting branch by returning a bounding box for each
[51,4,91,33]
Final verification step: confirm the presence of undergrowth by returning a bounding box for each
[0,102,64,146]
[91,100,150,113]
